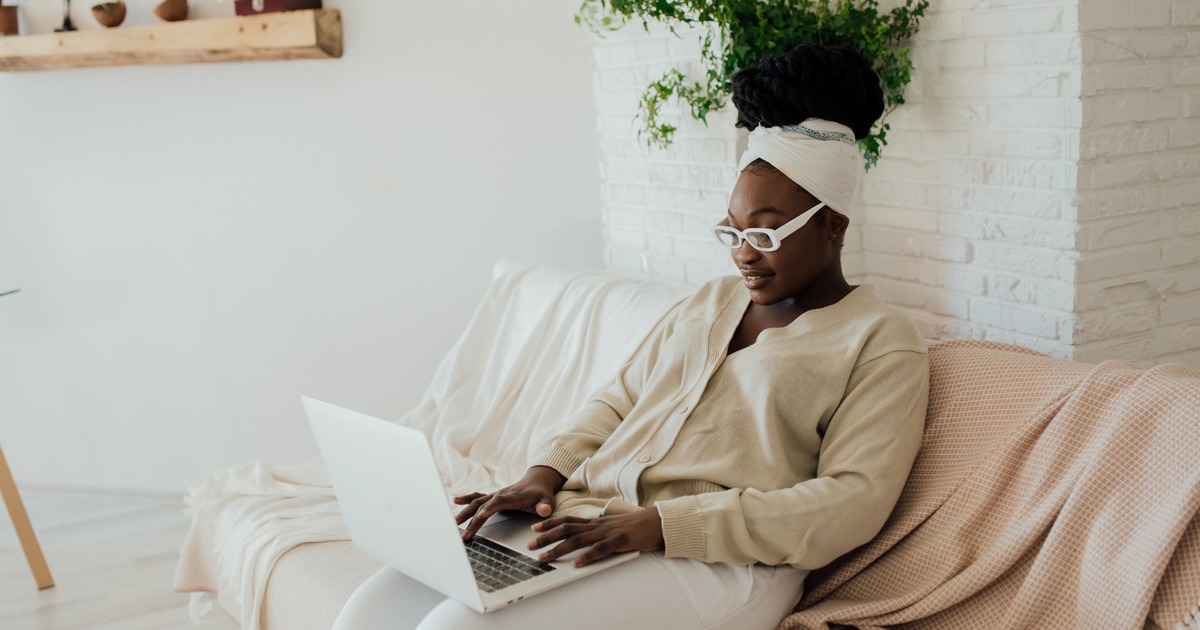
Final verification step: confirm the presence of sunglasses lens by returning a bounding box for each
[713,228,741,248]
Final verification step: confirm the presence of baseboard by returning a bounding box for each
[16,482,184,504]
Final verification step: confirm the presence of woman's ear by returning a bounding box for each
[826,209,850,239]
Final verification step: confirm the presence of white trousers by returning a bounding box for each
[332,553,808,630]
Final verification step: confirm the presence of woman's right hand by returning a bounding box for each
[454,465,567,541]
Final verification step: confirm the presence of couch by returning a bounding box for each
[174,261,1200,630]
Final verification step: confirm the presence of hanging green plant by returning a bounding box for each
[576,0,929,170]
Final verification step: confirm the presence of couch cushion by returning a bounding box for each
[259,541,382,630]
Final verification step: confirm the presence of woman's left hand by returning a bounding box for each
[527,508,664,567]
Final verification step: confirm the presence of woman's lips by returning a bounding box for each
[741,272,774,290]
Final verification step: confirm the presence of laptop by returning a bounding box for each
[302,396,640,613]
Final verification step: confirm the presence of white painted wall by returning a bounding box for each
[0,0,602,493]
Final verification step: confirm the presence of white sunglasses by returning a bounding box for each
[711,201,827,252]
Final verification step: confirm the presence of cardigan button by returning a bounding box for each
[677,406,689,415]
[638,454,651,463]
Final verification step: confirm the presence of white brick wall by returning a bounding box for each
[591,23,745,285]
[588,1,1200,368]
[1073,0,1200,367]
[854,1,1082,359]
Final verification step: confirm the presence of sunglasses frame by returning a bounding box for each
[712,201,828,252]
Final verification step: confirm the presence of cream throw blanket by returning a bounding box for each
[172,260,690,629]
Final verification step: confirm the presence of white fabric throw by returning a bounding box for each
[175,460,348,628]
[737,118,864,221]
[173,260,691,630]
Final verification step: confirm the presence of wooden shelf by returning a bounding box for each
[0,9,341,72]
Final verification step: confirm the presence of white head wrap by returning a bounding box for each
[737,118,863,222]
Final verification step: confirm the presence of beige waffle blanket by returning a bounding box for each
[780,340,1200,630]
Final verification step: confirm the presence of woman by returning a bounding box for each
[333,43,929,630]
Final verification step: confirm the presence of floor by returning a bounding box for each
[0,490,237,630]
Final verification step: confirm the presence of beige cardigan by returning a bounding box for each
[531,276,929,570]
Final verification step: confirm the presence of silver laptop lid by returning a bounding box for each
[303,396,484,612]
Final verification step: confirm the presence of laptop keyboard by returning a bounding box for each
[464,536,556,593]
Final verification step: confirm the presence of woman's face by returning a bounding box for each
[723,167,846,307]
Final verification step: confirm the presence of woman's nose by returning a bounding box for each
[731,240,761,265]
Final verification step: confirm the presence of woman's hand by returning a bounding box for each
[454,465,566,541]
[526,507,664,567]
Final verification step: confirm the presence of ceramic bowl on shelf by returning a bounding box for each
[92,1,127,28]
[155,0,188,22]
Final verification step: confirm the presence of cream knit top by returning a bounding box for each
[530,276,929,570]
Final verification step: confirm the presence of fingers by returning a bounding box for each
[530,516,587,534]
[572,540,613,567]
[453,494,491,526]
[526,518,623,566]
[461,496,504,538]
[527,512,655,567]
[461,503,496,540]
[462,493,523,540]
[536,528,605,564]
[459,486,560,540]
[527,519,590,549]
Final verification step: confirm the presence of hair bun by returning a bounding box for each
[732,44,885,140]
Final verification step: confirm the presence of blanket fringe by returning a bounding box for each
[1172,585,1200,629]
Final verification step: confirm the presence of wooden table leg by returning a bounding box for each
[0,444,54,589]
